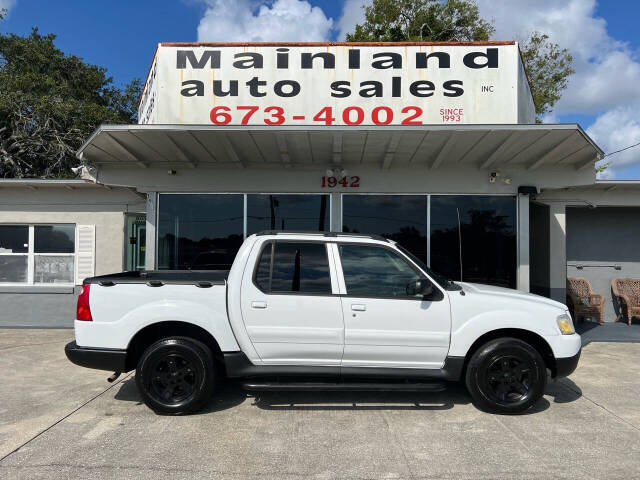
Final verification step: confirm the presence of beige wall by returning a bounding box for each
[0,186,145,276]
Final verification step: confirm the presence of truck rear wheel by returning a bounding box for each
[135,337,215,415]
[465,337,547,414]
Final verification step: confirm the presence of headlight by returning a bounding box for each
[556,313,575,335]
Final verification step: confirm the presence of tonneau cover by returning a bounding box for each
[83,270,229,286]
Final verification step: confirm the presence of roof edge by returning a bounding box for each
[160,41,516,47]
[595,180,640,184]
[0,179,91,184]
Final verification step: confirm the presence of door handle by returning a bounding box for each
[251,301,267,309]
[351,304,366,312]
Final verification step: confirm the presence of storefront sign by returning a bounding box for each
[139,43,535,126]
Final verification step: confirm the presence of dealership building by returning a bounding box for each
[1,41,639,328]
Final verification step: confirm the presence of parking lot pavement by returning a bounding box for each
[1,329,639,480]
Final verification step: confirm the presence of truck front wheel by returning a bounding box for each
[465,337,547,414]
[135,337,215,415]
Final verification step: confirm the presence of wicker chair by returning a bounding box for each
[611,278,640,326]
[566,277,605,325]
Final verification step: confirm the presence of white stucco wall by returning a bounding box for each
[94,164,596,195]
[0,185,145,276]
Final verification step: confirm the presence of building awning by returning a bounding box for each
[77,124,603,172]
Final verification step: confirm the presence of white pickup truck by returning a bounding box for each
[66,231,581,415]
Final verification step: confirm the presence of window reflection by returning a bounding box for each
[0,225,28,253]
[255,241,331,294]
[270,242,331,293]
[247,194,329,234]
[342,195,428,263]
[157,194,244,270]
[34,225,75,253]
[339,245,421,298]
[430,196,516,288]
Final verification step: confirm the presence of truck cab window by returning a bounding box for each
[255,242,331,294]
[339,244,422,298]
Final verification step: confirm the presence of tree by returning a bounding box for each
[0,14,141,178]
[346,0,494,42]
[519,31,574,117]
[345,0,574,118]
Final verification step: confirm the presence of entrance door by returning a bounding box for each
[335,243,451,369]
[240,240,344,366]
[125,214,146,271]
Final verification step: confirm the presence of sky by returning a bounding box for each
[1,0,639,179]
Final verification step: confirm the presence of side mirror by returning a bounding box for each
[406,279,434,297]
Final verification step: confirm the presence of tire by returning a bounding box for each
[465,337,547,414]
[135,336,215,415]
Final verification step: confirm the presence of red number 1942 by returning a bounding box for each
[321,176,360,188]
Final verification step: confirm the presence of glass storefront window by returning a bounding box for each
[342,195,429,263]
[157,194,244,270]
[155,193,517,289]
[430,195,516,288]
[247,194,329,234]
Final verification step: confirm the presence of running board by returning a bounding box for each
[241,382,447,392]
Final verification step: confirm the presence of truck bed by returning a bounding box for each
[74,269,237,352]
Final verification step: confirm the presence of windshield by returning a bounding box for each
[396,244,462,291]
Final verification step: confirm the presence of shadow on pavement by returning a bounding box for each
[576,321,640,346]
[545,377,582,404]
[113,377,248,414]
[251,388,461,411]
[113,375,584,415]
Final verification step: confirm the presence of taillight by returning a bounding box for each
[76,284,93,321]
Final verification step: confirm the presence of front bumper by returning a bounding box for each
[65,341,128,372]
[554,348,581,378]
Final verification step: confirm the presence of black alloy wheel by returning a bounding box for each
[136,337,215,415]
[465,337,547,414]
[149,352,199,404]
[482,354,534,405]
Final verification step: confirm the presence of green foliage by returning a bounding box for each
[346,0,494,42]
[345,1,575,119]
[520,32,574,117]
[0,20,141,178]
[595,162,611,174]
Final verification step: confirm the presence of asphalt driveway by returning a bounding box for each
[1,328,639,479]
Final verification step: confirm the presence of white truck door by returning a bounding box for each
[240,240,344,366]
[334,243,451,369]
